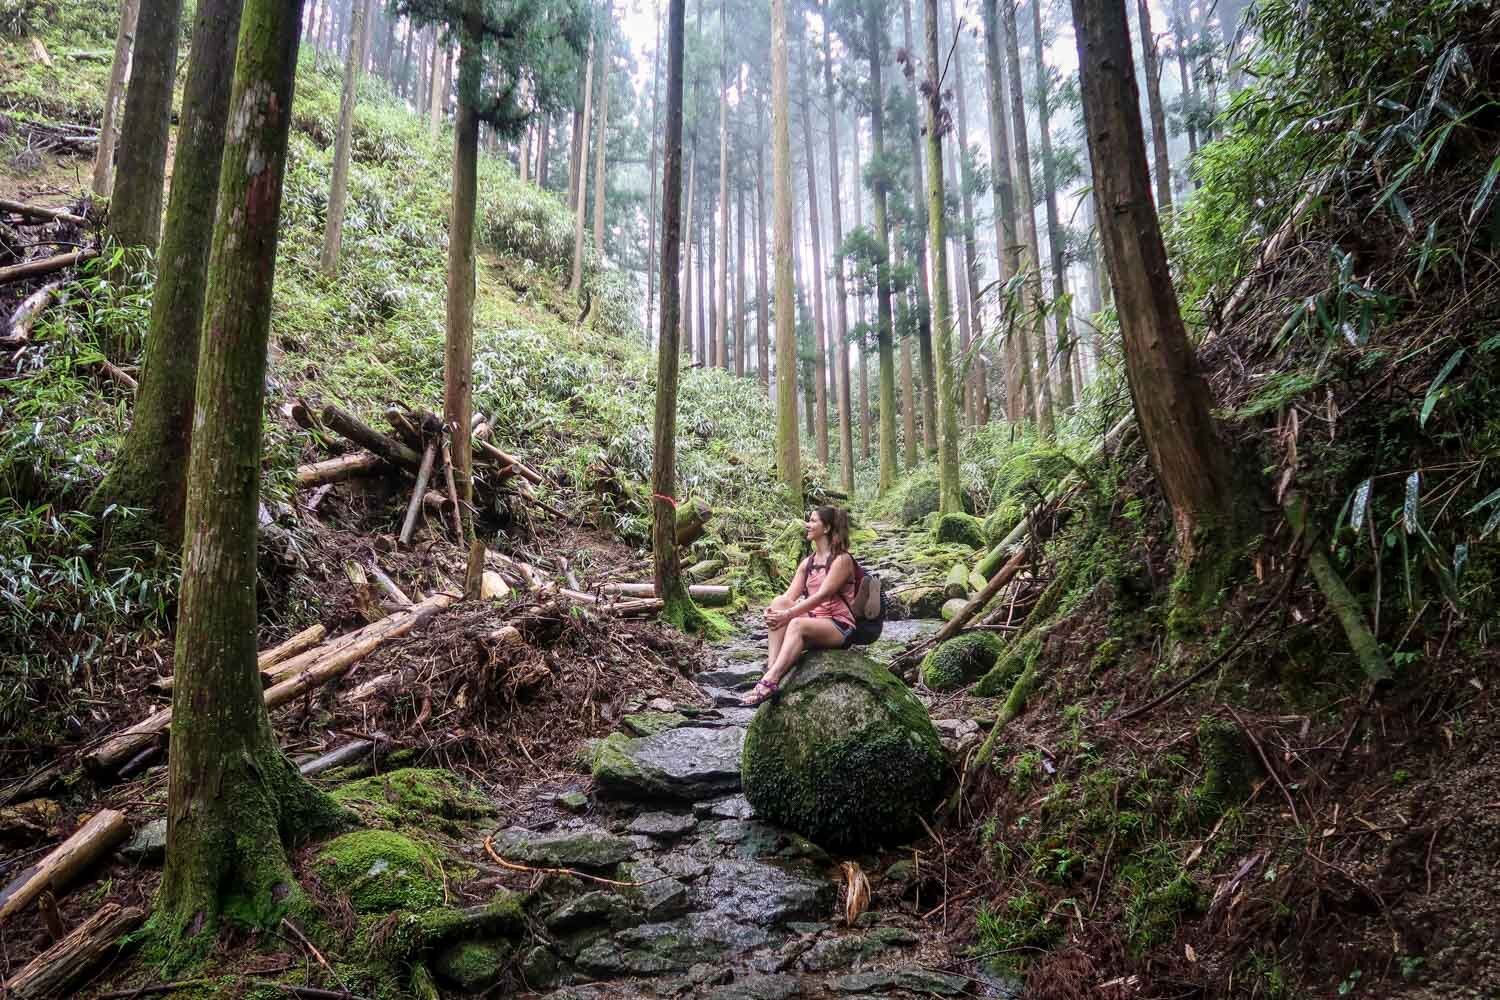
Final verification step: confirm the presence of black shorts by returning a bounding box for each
[832,619,856,648]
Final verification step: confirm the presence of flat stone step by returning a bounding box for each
[593,726,746,801]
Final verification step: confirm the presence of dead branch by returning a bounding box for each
[1,902,144,998]
[295,452,383,489]
[398,439,440,546]
[0,198,86,226]
[0,810,128,925]
[321,404,423,472]
[0,249,96,286]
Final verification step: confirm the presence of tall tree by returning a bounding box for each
[715,1,730,369]
[321,0,373,274]
[155,0,346,944]
[1137,0,1174,212]
[1031,0,1075,409]
[93,0,246,539]
[736,168,748,376]
[754,123,769,385]
[852,118,872,460]
[800,42,830,468]
[427,26,444,136]
[652,0,703,629]
[110,0,183,251]
[1071,0,1238,594]
[771,0,800,493]
[824,12,855,494]
[592,14,610,255]
[981,0,1034,424]
[1002,0,1054,435]
[645,0,663,337]
[1171,0,1199,166]
[901,0,938,454]
[922,0,960,512]
[947,0,984,425]
[569,33,595,297]
[93,0,140,198]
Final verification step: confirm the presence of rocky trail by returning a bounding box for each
[482,525,1018,999]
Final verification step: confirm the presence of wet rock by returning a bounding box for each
[831,968,969,995]
[434,938,513,992]
[628,811,698,840]
[704,859,833,925]
[574,915,768,976]
[623,711,692,737]
[697,661,764,691]
[716,820,830,863]
[703,687,747,708]
[555,790,590,813]
[741,650,946,850]
[890,586,946,620]
[654,853,711,882]
[593,726,744,801]
[695,795,756,820]
[491,826,635,871]
[546,891,638,933]
[799,927,920,972]
[520,944,561,989]
[621,860,691,921]
[707,973,802,1000]
[648,697,678,712]
[121,817,167,863]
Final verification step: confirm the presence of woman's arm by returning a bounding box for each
[784,553,854,617]
[781,558,810,604]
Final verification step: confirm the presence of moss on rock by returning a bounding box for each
[329,768,494,836]
[931,513,985,549]
[434,938,513,992]
[317,830,444,914]
[900,477,942,525]
[919,632,1004,691]
[740,649,946,850]
[891,586,947,620]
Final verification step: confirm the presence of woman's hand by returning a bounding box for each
[765,606,792,630]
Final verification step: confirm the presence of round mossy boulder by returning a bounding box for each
[919,631,1004,691]
[740,649,945,850]
[931,512,985,549]
[982,503,1023,546]
[899,478,942,525]
[316,829,444,914]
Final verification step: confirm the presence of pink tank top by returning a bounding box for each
[805,555,857,627]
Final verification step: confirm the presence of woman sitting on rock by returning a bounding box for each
[741,505,858,707]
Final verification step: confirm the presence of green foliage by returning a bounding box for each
[931,512,984,548]
[919,631,1003,691]
[316,830,445,914]
[973,890,1064,968]
[1119,846,1206,954]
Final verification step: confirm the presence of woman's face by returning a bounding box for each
[805,510,827,541]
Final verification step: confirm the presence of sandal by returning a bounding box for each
[740,678,779,707]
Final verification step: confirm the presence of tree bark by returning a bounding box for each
[1070,0,1237,583]
[1137,0,1175,213]
[923,0,962,514]
[981,0,1033,424]
[682,150,695,359]
[1031,0,1075,410]
[446,5,481,539]
[902,0,938,456]
[948,0,985,425]
[155,0,348,946]
[592,18,610,257]
[900,298,917,469]
[1172,0,1199,164]
[569,34,594,298]
[799,44,829,468]
[2,903,143,999]
[754,107,769,387]
[652,0,700,630]
[772,0,800,496]
[110,0,184,251]
[0,810,128,923]
[867,5,899,493]
[93,0,245,541]
[93,0,140,198]
[320,0,371,275]
[1002,0,1054,436]
[852,121,871,461]
[645,0,662,339]
[427,27,444,137]
[715,5,729,370]
[824,15,854,495]
[735,169,747,377]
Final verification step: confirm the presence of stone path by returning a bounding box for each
[496,607,1023,1000]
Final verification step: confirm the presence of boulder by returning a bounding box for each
[939,597,969,622]
[931,512,985,548]
[899,477,941,525]
[489,826,635,870]
[316,829,444,914]
[593,726,745,800]
[740,650,946,850]
[919,631,1004,692]
[890,586,946,620]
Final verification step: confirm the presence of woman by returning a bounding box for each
[741,505,858,707]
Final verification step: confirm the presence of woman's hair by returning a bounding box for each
[814,505,851,556]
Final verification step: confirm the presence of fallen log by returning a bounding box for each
[0,249,96,286]
[600,582,732,606]
[473,438,543,485]
[1,280,61,347]
[351,625,519,702]
[0,198,86,227]
[343,561,387,624]
[367,565,413,606]
[295,451,383,488]
[440,441,464,538]
[299,739,380,777]
[399,440,440,545]
[87,596,457,774]
[2,902,144,999]
[944,563,969,600]
[322,404,422,471]
[98,359,136,392]
[0,810,128,925]
[894,545,1031,671]
[155,623,326,693]
[385,406,424,451]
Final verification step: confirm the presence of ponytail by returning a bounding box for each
[816,505,851,556]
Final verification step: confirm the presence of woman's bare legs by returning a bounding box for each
[763,617,846,688]
[766,594,793,668]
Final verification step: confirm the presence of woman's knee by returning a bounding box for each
[771,595,793,611]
